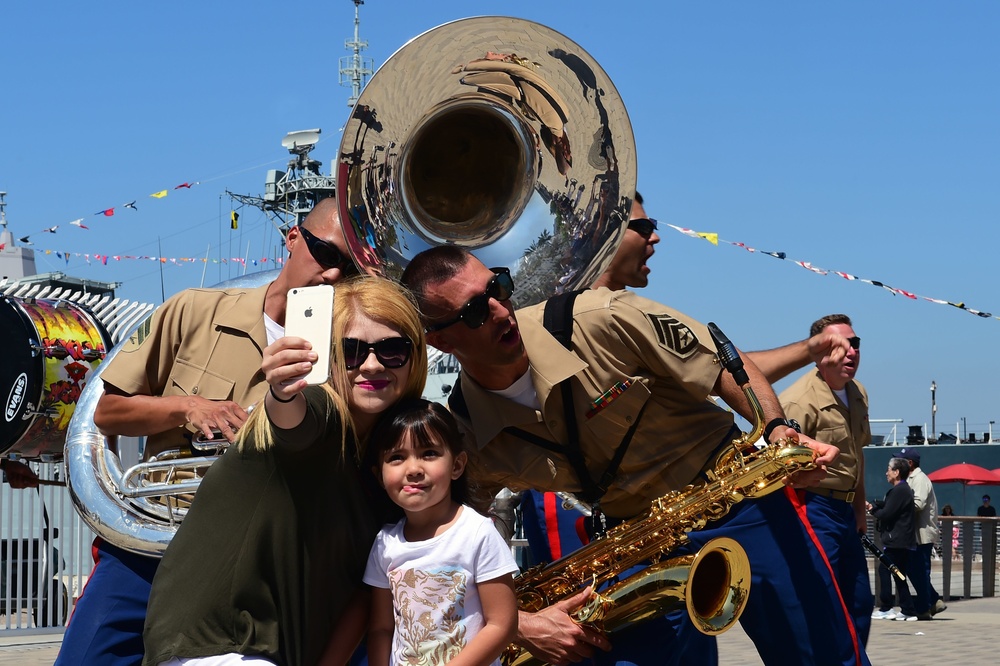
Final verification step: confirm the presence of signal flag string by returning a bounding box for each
[665,223,997,322]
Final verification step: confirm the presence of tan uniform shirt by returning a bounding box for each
[780,369,870,493]
[101,284,272,457]
[456,288,736,519]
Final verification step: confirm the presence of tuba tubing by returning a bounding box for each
[64,324,177,556]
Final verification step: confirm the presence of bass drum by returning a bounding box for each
[1,296,111,461]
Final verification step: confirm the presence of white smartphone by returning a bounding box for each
[284,284,335,385]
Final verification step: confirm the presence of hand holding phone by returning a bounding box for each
[284,285,335,385]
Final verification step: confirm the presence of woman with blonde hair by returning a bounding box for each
[143,276,428,666]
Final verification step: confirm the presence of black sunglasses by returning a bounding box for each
[848,336,861,350]
[297,225,358,275]
[342,337,413,370]
[424,267,515,333]
[627,217,658,238]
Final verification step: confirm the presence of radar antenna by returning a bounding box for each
[226,129,337,231]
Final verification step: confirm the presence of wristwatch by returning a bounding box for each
[763,417,801,444]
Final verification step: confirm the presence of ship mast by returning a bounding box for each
[339,0,374,108]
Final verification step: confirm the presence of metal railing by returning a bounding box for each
[867,515,999,601]
[939,517,999,600]
[1,461,95,634]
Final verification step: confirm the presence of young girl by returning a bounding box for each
[143,277,428,666]
[363,399,519,666]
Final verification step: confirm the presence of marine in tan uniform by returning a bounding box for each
[400,246,865,666]
[780,314,876,643]
[56,197,358,666]
[590,192,659,292]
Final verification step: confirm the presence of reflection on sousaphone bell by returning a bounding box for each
[337,16,637,308]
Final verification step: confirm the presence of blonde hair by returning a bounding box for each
[238,276,428,455]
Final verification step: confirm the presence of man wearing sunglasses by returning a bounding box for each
[591,192,851,379]
[401,247,863,666]
[780,315,880,636]
[58,197,358,666]
[591,191,660,292]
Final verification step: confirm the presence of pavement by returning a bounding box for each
[2,596,998,665]
[718,595,998,665]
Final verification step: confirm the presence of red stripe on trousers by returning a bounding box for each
[543,492,563,560]
[784,486,863,666]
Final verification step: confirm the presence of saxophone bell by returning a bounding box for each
[504,538,751,666]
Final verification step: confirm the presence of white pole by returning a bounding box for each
[199,243,210,288]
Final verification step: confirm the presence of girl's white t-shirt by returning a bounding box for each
[364,506,520,666]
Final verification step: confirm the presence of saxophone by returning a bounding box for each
[503,325,817,666]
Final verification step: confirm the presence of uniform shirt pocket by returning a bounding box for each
[583,379,651,442]
[169,358,237,401]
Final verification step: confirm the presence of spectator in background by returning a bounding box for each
[868,458,919,622]
[866,458,918,622]
[978,494,997,517]
[940,504,960,560]
[897,448,945,618]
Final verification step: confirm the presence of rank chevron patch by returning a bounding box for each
[646,313,699,357]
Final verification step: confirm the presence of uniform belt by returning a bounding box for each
[808,487,855,503]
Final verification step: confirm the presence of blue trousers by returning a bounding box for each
[907,542,938,613]
[877,547,917,616]
[55,538,159,666]
[793,492,874,645]
[524,490,871,666]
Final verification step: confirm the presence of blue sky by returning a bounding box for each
[2,1,998,440]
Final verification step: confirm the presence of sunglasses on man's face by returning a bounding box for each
[297,225,358,275]
[627,217,658,238]
[342,336,413,370]
[424,267,515,333]
[848,336,861,350]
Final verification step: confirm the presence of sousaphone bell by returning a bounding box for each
[336,16,637,303]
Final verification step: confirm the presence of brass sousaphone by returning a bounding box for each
[336,16,636,300]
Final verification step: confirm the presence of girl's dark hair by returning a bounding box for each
[367,398,471,509]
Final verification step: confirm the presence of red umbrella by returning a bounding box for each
[968,468,1000,486]
[926,463,1000,485]
[926,464,1000,512]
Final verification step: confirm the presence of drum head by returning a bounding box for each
[1,298,43,454]
[1,297,110,459]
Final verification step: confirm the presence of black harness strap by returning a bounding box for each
[540,291,608,503]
